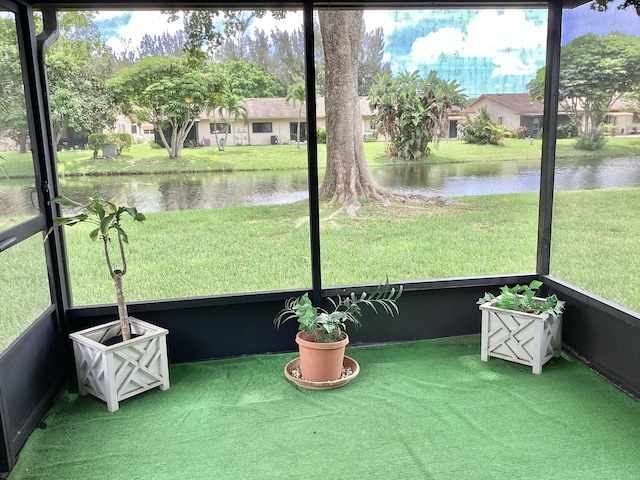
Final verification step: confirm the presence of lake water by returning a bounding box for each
[2,156,640,215]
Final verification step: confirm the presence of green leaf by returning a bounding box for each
[100,213,114,237]
[88,227,100,242]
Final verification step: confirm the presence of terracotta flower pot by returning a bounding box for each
[295,330,349,382]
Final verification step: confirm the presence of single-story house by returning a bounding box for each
[466,93,640,137]
[113,115,156,142]
[605,97,640,135]
[197,96,378,147]
[465,93,548,136]
[108,93,640,148]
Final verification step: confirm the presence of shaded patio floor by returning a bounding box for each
[7,335,640,479]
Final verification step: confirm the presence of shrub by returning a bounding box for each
[574,131,607,151]
[513,126,528,139]
[317,127,326,144]
[556,123,578,139]
[87,133,110,158]
[111,133,133,155]
[459,106,507,145]
[148,139,162,149]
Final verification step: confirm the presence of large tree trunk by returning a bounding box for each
[19,128,28,154]
[318,11,390,214]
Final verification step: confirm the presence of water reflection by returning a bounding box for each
[1,156,639,215]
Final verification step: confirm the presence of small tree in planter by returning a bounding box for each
[477,280,565,374]
[48,196,170,411]
[274,280,402,385]
[49,196,144,341]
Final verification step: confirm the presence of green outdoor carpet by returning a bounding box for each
[8,335,640,480]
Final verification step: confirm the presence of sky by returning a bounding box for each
[96,2,640,98]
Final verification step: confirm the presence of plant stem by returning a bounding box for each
[103,223,131,341]
[113,270,131,341]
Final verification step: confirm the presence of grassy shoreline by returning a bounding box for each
[2,136,639,178]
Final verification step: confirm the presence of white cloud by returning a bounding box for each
[363,11,397,34]
[409,28,465,64]
[104,11,183,54]
[491,54,539,77]
[463,10,545,57]
[250,11,303,35]
[95,11,128,20]
[407,9,546,76]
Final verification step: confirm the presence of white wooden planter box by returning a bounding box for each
[69,318,170,411]
[479,296,564,374]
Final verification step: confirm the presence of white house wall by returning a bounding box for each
[475,98,522,131]
[199,119,295,147]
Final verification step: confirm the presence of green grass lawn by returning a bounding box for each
[1,136,640,351]
[2,136,639,178]
[2,187,640,352]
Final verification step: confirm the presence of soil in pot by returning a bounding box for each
[102,333,144,346]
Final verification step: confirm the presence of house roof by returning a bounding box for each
[209,97,374,121]
[467,93,544,115]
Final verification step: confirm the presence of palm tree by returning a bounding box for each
[286,81,306,148]
[217,93,248,151]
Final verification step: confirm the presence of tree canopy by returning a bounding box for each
[527,31,640,147]
[109,56,225,158]
[46,12,118,145]
[591,0,640,15]
[0,15,28,152]
[220,60,283,98]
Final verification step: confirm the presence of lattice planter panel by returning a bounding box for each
[479,296,564,374]
[69,318,170,411]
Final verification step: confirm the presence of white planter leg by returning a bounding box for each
[159,340,170,391]
[480,310,489,363]
[105,353,119,412]
[532,320,544,375]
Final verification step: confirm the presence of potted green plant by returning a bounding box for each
[477,280,565,374]
[274,280,402,384]
[48,196,170,411]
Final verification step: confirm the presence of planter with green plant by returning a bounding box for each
[48,196,170,411]
[274,280,402,386]
[477,280,565,374]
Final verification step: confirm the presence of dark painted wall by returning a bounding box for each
[65,277,534,364]
[0,309,68,471]
[546,277,640,399]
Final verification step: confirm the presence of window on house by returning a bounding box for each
[497,116,504,125]
[290,122,307,142]
[252,122,272,133]
[210,123,229,134]
[143,128,154,135]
